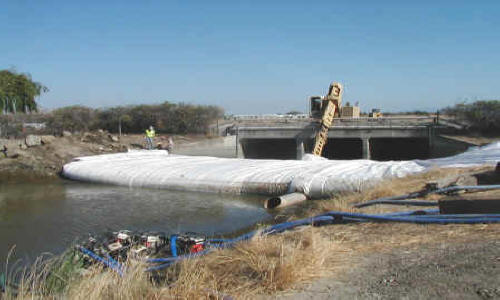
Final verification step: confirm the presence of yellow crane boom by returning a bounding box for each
[312,82,343,156]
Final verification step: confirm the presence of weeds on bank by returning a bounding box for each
[9,220,498,299]
[2,248,85,298]
[3,228,339,299]
[163,229,332,298]
[310,166,490,215]
[3,166,495,299]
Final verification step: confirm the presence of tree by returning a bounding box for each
[443,100,500,133]
[47,106,96,133]
[0,69,48,114]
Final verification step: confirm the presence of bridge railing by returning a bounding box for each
[330,116,437,127]
[234,116,439,128]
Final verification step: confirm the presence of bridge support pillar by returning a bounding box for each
[236,128,244,158]
[428,125,435,151]
[236,141,244,158]
[296,139,305,160]
[362,138,371,160]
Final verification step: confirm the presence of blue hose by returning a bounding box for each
[104,253,122,270]
[78,247,124,276]
[322,211,500,224]
[145,208,500,271]
[146,250,210,272]
[111,200,500,273]
[145,216,335,268]
[117,186,500,273]
[170,235,178,257]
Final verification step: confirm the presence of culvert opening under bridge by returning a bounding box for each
[241,139,298,159]
[304,138,363,159]
[241,137,433,161]
[370,138,430,161]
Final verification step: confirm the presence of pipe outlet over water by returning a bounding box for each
[264,192,308,209]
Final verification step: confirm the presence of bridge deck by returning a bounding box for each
[231,117,448,160]
[235,117,436,140]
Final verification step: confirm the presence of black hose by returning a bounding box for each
[354,200,438,208]
[354,184,500,208]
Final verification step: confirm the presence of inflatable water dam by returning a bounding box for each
[62,142,500,199]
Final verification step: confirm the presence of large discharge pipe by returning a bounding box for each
[264,192,308,209]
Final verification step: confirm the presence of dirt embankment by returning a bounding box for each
[440,134,500,146]
[5,166,495,299]
[0,132,209,182]
[265,167,500,299]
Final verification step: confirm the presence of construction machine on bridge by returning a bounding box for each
[369,108,383,118]
[309,82,344,156]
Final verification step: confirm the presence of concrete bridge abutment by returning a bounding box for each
[236,121,437,161]
[361,138,371,160]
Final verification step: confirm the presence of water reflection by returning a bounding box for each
[0,181,270,267]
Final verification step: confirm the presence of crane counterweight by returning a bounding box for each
[311,82,343,156]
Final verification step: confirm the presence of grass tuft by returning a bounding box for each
[3,165,498,299]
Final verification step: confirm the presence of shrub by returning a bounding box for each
[443,100,500,134]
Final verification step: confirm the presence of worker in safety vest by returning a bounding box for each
[145,126,155,150]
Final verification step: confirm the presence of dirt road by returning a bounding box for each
[275,238,500,299]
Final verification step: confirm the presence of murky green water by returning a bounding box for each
[0,137,271,267]
[0,182,270,267]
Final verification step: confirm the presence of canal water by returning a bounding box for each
[0,182,269,268]
[0,137,271,267]
[1,136,484,268]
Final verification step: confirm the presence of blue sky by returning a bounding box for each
[1,0,499,114]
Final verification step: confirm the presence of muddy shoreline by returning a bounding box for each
[2,154,499,298]
[0,132,214,183]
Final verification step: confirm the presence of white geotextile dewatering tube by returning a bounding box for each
[62,142,500,198]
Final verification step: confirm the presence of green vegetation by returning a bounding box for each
[0,70,48,114]
[285,110,304,115]
[1,249,85,298]
[443,100,500,134]
[47,102,224,134]
[383,110,432,116]
[0,69,223,136]
[0,102,224,137]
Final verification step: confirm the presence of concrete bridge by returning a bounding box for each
[233,117,458,161]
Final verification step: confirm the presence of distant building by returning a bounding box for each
[341,104,360,118]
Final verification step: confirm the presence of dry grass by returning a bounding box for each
[67,229,336,299]
[310,165,492,215]
[28,221,497,299]
[5,228,339,299]
[4,165,499,299]
[10,220,499,299]
[163,229,335,298]
[66,262,151,300]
